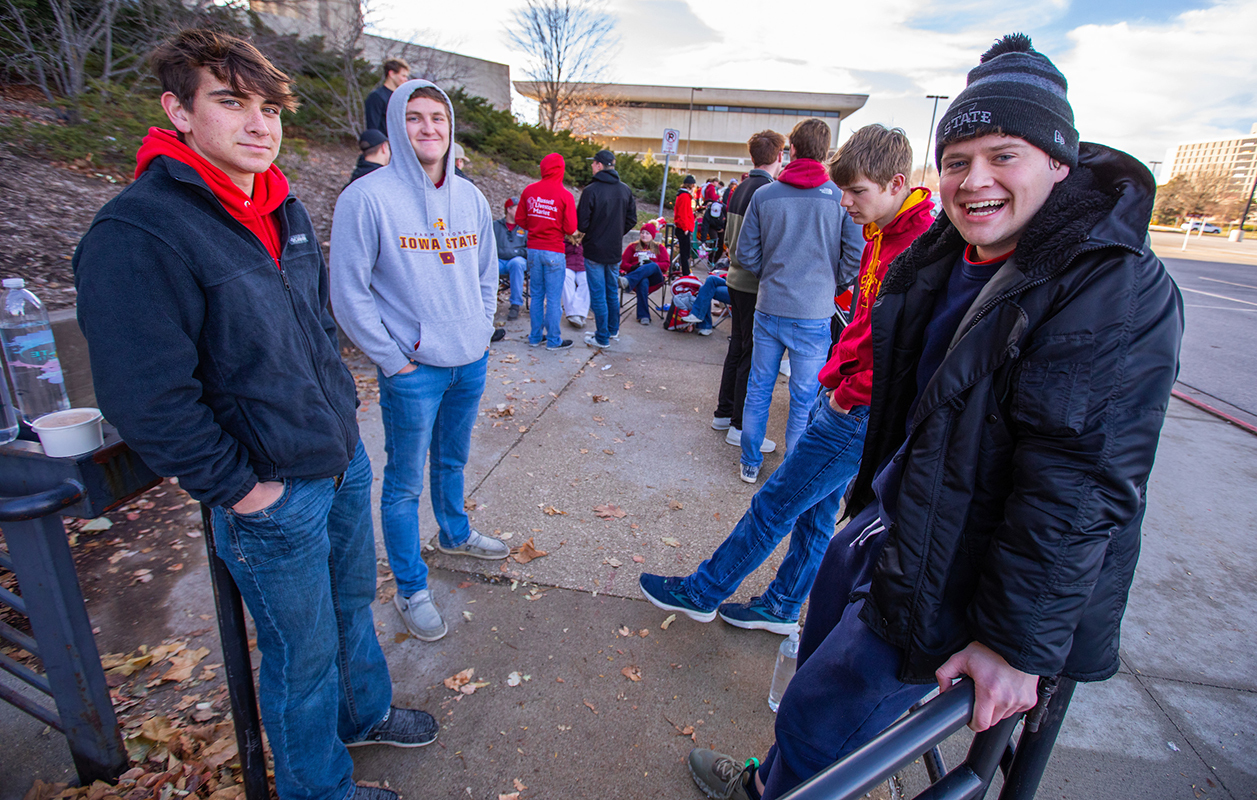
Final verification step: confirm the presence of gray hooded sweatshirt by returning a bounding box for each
[331,80,496,375]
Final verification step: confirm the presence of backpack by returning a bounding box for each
[664,275,704,331]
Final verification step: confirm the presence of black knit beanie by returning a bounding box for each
[935,33,1079,168]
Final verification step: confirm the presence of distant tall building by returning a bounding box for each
[1161,123,1257,195]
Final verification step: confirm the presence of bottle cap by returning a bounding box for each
[2,278,24,289]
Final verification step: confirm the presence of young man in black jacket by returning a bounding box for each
[363,57,408,135]
[687,34,1184,800]
[577,149,637,349]
[73,31,431,800]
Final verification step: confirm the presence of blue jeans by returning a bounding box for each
[378,352,488,597]
[741,311,832,467]
[683,395,869,620]
[498,256,526,307]
[759,505,927,800]
[527,249,566,346]
[625,262,663,320]
[212,439,390,800]
[585,259,621,345]
[691,274,729,330]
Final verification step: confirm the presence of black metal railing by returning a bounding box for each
[779,676,1076,800]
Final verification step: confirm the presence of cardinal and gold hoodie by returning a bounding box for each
[330,80,496,375]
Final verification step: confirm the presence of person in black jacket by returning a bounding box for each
[73,31,432,800]
[577,149,637,349]
[687,34,1184,800]
[363,57,409,135]
[346,128,390,186]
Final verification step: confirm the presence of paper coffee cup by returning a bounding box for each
[31,408,105,458]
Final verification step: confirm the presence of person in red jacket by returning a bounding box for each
[673,175,697,275]
[619,222,671,324]
[641,125,933,635]
[518,152,578,349]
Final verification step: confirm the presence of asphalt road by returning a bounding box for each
[1150,231,1257,417]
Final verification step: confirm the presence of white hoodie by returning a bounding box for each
[330,80,496,374]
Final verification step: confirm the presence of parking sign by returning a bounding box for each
[661,128,680,155]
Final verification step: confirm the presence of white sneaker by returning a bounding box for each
[435,529,510,560]
[725,427,776,453]
[394,590,447,642]
[681,313,702,324]
[698,328,712,336]
[584,332,612,349]
[567,315,586,328]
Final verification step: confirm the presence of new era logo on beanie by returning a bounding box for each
[935,33,1079,169]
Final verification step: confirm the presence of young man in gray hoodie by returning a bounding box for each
[331,80,510,642]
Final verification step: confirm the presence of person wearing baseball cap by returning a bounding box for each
[493,197,528,319]
[347,128,390,185]
[577,148,636,348]
[683,33,1183,800]
[453,142,471,181]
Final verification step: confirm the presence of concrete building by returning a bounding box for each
[514,82,867,182]
[1161,122,1257,196]
[250,0,512,110]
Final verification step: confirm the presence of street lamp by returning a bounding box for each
[1148,160,1162,179]
[686,87,703,172]
[921,94,949,184]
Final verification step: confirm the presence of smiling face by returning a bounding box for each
[405,96,451,174]
[160,69,282,194]
[939,134,1069,261]
[840,173,906,230]
[639,229,654,245]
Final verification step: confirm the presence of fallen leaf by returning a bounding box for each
[624,381,634,389]
[160,646,209,683]
[506,672,522,687]
[461,680,490,695]
[139,715,178,743]
[444,668,475,691]
[132,568,153,584]
[513,778,528,791]
[80,517,113,532]
[661,614,677,630]
[621,666,642,682]
[632,555,644,563]
[669,500,684,511]
[541,504,566,516]
[498,794,520,800]
[579,448,589,454]
[592,395,609,403]
[604,557,622,568]
[465,499,478,511]
[583,700,598,714]
[511,537,548,564]
[462,611,473,621]
[661,537,681,547]
[603,449,615,455]
[593,503,627,520]
[618,626,632,637]
[639,629,650,637]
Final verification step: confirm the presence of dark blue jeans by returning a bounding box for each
[585,259,620,345]
[758,504,930,800]
[212,439,391,800]
[625,262,663,320]
[682,393,869,620]
[527,249,566,346]
[692,274,729,330]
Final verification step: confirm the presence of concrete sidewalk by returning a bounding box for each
[4,301,1256,799]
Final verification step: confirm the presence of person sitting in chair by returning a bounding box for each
[619,222,671,326]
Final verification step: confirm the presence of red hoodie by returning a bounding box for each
[673,187,695,232]
[776,158,830,189]
[517,153,577,253]
[134,128,289,267]
[820,188,934,408]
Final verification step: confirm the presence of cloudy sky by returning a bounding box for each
[372,0,1257,181]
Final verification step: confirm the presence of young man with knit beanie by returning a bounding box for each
[518,153,578,349]
[640,124,933,636]
[74,30,437,800]
[332,80,510,645]
[685,34,1183,800]
[735,118,863,484]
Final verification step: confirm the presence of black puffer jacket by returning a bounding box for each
[577,168,637,264]
[850,143,1184,684]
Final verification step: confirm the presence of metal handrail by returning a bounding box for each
[0,480,85,521]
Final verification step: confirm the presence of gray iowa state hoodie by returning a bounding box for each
[331,79,496,375]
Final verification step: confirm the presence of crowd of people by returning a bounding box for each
[69,27,1183,800]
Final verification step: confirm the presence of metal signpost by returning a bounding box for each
[658,128,680,218]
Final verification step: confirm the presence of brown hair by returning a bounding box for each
[747,130,786,167]
[829,124,913,187]
[150,29,297,112]
[382,58,410,78]
[407,85,452,120]
[788,118,831,162]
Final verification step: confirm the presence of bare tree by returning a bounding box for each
[0,0,121,102]
[1154,168,1236,225]
[505,0,617,131]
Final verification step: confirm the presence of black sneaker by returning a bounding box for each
[689,749,757,800]
[353,787,398,800]
[347,707,438,748]
[547,339,574,350]
[490,328,506,342]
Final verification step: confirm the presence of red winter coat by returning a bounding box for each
[620,242,671,274]
[819,188,934,409]
[673,188,695,232]
[518,153,577,253]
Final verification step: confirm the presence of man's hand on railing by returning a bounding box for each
[935,641,1038,732]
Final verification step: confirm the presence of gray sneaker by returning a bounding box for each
[348,706,438,749]
[740,463,760,484]
[394,589,447,641]
[436,529,510,560]
[688,749,757,800]
[725,427,776,453]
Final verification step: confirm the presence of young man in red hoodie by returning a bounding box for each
[73,30,428,800]
[517,152,578,349]
[641,124,933,634]
[673,174,698,275]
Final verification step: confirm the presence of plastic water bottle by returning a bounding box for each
[1,278,70,423]
[0,358,17,444]
[768,631,800,712]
